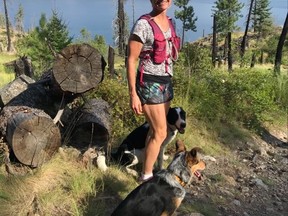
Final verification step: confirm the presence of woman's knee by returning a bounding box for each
[154,128,167,142]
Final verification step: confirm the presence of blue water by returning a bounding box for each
[2,0,287,45]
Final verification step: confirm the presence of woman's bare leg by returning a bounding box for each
[142,102,170,177]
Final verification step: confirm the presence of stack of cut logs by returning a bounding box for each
[0,43,111,168]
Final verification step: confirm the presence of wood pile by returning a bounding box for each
[0,43,111,169]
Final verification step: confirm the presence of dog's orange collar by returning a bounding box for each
[174,175,186,187]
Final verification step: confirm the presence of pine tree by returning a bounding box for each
[252,0,273,38]
[44,10,73,53]
[212,0,243,33]
[174,0,197,47]
[212,0,243,71]
[250,0,273,66]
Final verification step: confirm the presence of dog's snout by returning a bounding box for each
[181,122,186,128]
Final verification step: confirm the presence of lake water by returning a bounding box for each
[2,0,288,45]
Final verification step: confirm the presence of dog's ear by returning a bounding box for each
[190,147,203,155]
[175,139,186,152]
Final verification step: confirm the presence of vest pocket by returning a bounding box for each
[152,38,167,64]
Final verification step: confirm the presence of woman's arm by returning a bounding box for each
[127,34,144,115]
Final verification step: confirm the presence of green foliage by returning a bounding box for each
[263,29,288,65]
[87,74,144,145]
[173,43,213,110]
[0,13,5,27]
[275,74,288,109]
[185,68,278,129]
[212,0,244,33]
[174,0,197,45]
[16,29,52,77]
[252,0,273,37]
[75,29,108,58]
[44,10,73,52]
[15,10,73,77]
[174,0,197,32]
[0,53,17,87]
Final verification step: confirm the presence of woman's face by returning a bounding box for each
[150,0,172,11]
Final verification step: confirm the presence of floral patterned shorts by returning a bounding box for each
[136,79,174,105]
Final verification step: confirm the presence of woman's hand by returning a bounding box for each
[130,93,143,115]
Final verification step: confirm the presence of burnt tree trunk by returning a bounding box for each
[3,0,12,52]
[212,15,218,68]
[108,46,115,76]
[0,106,61,167]
[53,43,106,94]
[274,12,288,75]
[227,32,233,72]
[240,0,254,63]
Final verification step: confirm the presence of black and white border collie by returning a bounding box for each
[111,107,186,176]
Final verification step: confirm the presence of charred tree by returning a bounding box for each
[108,46,115,76]
[227,32,233,72]
[240,0,254,63]
[212,15,218,67]
[118,0,125,56]
[274,12,288,75]
[3,0,12,52]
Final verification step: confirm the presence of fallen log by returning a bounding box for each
[0,74,35,109]
[52,43,106,94]
[4,81,61,118]
[65,98,111,151]
[2,106,61,167]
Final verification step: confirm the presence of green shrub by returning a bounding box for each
[182,68,278,130]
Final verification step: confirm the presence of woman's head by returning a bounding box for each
[150,0,172,12]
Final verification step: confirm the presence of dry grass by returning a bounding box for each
[0,146,139,216]
[0,53,17,88]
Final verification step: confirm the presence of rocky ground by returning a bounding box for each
[180,128,288,216]
[103,127,287,216]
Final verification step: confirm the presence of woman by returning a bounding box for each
[126,0,179,182]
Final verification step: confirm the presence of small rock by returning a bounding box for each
[231,199,241,206]
[250,178,269,191]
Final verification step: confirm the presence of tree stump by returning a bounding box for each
[2,106,61,167]
[4,56,34,78]
[67,98,111,151]
[52,43,106,94]
[0,74,35,108]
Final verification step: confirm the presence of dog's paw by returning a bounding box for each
[96,154,108,172]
